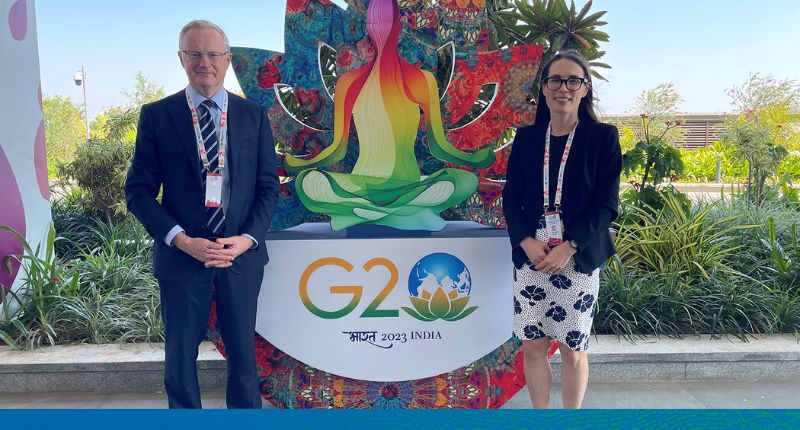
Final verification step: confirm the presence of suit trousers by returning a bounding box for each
[159,265,263,409]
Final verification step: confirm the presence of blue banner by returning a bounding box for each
[1,410,799,430]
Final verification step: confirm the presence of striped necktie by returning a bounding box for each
[198,100,225,237]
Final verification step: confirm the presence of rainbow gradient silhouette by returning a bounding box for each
[283,0,495,231]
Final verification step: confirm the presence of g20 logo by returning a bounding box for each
[299,257,399,319]
[299,253,477,322]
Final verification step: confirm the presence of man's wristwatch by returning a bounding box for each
[568,239,579,250]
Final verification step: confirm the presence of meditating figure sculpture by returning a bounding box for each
[283,0,495,231]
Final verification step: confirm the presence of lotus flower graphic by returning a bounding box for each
[402,253,477,322]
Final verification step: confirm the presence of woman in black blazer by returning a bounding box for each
[502,50,622,408]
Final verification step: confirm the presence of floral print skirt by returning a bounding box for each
[512,228,600,351]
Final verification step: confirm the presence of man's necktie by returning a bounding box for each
[199,100,225,237]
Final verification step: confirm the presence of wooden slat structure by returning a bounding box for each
[605,113,728,149]
[674,114,727,148]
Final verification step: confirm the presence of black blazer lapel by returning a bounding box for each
[166,92,203,187]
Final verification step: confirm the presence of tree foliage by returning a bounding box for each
[723,74,800,206]
[621,116,687,212]
[42,95,85,175]
[726,73,800,114]
[123,71,166,107]
[486,0,610,97]
[102,72,165,143]
[60,139,135,222]
[619,83,687,212]
[722,115,787,207]
[629,83,686,146]
[59,72,164,217]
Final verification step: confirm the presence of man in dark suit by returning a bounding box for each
[125,20,279,409]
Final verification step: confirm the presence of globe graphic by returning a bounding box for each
[408,253,472,297]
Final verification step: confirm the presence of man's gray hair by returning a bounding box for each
[179,20,230,51]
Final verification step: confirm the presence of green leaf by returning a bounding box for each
[444,306,479,321]
[401,307,437,322]
[0,328,18,348]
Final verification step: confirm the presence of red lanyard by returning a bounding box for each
[186,88,228,173]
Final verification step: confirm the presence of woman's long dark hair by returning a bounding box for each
[534,50,600,125]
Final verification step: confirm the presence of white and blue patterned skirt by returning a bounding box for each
[512,227,599,351]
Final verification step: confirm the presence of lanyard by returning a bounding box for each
[186,88,228,173]
[543,122,577,211]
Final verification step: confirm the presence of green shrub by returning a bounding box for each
[708,194,800,282]
[0,225,76,349]
[51,188,104,261]
[596,191,800,339]
[596,259,788,339]
[681,143,800,184]
[60,249,161,344]
[60,140,134,222]
[599,192,800,338]
[615,192,755,285]
[723,198,800,332]
[680,141,748,182]
[778,150,800,180]
[1,222,161,349]
[596,262,701,339]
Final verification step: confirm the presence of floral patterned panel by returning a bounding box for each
[210,300,557,409]
[231,0,542,231]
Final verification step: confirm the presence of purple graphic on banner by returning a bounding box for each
[34,119,49,200]
[8,0,27,41]
[0,146,25,297]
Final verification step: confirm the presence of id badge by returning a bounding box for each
[544,210,563,247]
[205,173,223,208]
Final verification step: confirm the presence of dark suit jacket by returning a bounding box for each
[125,90,279,281]
[502,121,622,274]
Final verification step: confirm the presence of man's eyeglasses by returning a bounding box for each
[542,77,589,91]
[180,50,230,61]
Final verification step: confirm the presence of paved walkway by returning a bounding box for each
[1,335,798,409]
[2,378,799,409]
[505,380,800,409]
[3,335,798,390]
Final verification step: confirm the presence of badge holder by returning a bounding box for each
[544,207,564,248]
[205,172,226,245]
[205,172,223,208]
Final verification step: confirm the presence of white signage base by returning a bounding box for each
[256,221,513,382]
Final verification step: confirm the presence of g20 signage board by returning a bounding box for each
[255,223,513,382]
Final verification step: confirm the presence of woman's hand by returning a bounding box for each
[535,241,577,274]
[520,237,550,266]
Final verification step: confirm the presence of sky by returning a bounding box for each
[35,0,800,120]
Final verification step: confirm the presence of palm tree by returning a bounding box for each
[486,0,611,97]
